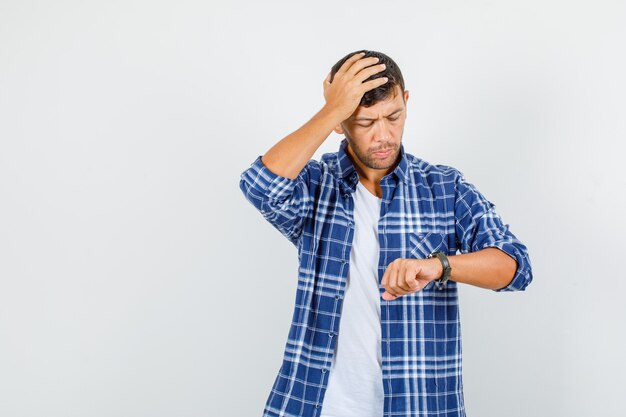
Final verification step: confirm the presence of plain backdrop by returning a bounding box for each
[1,1,625,416]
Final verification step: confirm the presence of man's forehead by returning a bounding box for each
[351,91,405,121]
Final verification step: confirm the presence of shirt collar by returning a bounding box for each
[337,138,409,185]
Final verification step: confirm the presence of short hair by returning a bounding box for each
[329,50,405,108]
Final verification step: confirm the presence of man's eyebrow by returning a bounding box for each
[352,108,404,122]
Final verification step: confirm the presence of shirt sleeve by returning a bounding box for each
[239,155,318,247]
[454,171,533,292]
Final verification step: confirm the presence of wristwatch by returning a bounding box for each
[427,251,451,289]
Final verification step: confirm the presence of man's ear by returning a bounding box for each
[333,123,345,135]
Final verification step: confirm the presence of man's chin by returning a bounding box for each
[367,159,399,171]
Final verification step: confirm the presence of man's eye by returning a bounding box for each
[388,117,400,122]
[357,123,372,128]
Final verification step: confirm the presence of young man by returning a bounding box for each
[239,50,533,417]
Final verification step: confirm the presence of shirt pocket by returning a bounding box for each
[408,231,447,259]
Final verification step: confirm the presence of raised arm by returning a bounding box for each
[260,52,389,179]
[239,52,389,245]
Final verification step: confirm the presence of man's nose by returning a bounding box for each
[373,119,392,141]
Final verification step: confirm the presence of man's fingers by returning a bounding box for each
[361,76,389,93]
[334,52,367,78]
[322,53,389,120]
[382,266,400,297]
[390,266,413,295]
[381,267,388,287]
[382,259,431,300]
[404,269,419,291]
[396,270,413,293]
[387,268,398,294]
[345,56,381,78]
[352,64,387,88]
[382,291,399,301]
[387,262,409,293]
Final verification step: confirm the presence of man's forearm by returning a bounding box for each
[447,248,518,290]
[261,106,343,180]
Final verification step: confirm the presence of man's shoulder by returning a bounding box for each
[318,150,340,172]
[311,148,465,181]
[405,152,463,182]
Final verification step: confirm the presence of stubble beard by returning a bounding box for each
[346,135,402,171]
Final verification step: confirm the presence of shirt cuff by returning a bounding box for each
[482,242,533,292]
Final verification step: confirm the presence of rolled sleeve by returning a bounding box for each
[454,172,533,292]
[240,156,301,202]
[239,155,317,246]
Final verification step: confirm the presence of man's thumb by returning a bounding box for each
[381,291,399,301]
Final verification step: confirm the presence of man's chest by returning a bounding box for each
[300,180,456,262]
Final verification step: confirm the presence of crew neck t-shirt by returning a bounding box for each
[319,181,384,417]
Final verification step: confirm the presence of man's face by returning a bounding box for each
[336,85,410,173]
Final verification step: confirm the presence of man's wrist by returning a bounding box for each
[430,258,444,281]
[427,251,452,288]
[319,104,348,126]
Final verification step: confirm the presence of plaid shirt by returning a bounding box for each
[239,138,533,417]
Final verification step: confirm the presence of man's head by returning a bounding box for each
[329,50,406,108]
[329,50,409,176]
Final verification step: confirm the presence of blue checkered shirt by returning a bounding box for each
[239,138,533,417]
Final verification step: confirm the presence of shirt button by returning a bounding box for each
[322,368,327,373]
[315,403,321,408]
[329,331,335,337]
[348,221,354,228]
[335,294,341,299]
[343,194,349,199]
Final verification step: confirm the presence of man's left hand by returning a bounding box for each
[381,258,443,300]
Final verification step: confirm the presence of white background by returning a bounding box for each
[1,1,625,416]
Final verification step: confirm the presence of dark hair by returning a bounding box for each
[329,50,405,108]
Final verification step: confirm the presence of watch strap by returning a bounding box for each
[427,251,451,289]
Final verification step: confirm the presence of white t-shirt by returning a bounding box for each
[320,181,384,417]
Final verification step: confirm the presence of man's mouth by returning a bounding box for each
[373,149,392,158]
